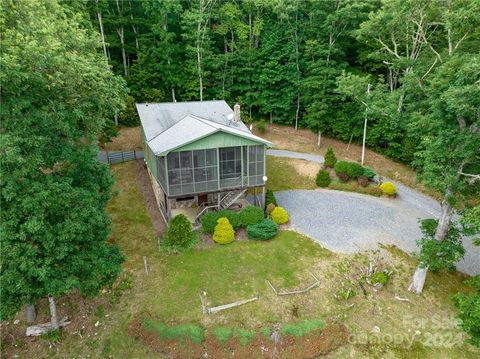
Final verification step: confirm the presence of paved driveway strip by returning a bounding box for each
[268,149,479,276]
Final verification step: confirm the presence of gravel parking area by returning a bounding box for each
[267,150,479,277]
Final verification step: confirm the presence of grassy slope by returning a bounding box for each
[6,161,477,358]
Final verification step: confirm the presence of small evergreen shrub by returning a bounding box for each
[357,175,369,187]
[247,219,278,240]
[213,217,235,244]
[265,203,276,215]
[324,147,337,168]
[270,207,289,224]
[266,189,278,206]
[239,206,264,226]
[280,319,324,337]
[200,210,240,233]
[362,167,376,180]
[379,181,397,196]
[161,214,197,253]
[334,161,364,179]
[256,121,267,133]
[316,169,331,187]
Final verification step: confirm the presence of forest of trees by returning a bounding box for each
[85,0,479,166]
[1,0,479,344]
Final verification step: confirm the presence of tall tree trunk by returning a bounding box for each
[48,295,59,330]
[408,186,454,294]
[25,304,36,324]
[117,26,128,77]
[294,12,300,131]
[96,9,108,65]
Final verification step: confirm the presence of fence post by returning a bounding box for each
[106,151,110,164]
[121,151,124,162]
[134,150,137,159]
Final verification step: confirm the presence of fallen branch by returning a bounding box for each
[26,317,70,336]
[394,295,411,303]
[267,272,320,296]
[207,293,260,314]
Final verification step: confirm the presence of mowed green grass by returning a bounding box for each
[266,155,316,191]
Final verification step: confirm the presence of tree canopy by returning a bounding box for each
[0,0,126,320]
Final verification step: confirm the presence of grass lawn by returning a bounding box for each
[266,156,317,191]
[3,161,478,358]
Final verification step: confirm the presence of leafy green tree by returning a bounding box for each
[408,54,480,293]
[0,0,126,326]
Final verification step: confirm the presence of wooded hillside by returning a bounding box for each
[85,0,479,165]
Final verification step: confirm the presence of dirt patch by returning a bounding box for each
[290,159,321,179]
[135,159,166,238]
[101,127,142,151]
[129,318,350,359]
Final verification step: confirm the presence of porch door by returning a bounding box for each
[198,193,208,206]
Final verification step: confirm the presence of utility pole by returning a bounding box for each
[361,84,371,166]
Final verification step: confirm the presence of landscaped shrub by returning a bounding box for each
[334,161,364,179]
[357,175,369,187]
[247,219,278,240]
[316,169,331,187]
[280,319,324,337]
[362,167,376,180]
[266,189,278,206]
[370,270,392,286]
[265,203,276,215]
[161,214,197,253]
[213,217,235,244]
[239,206,264,226]
[324,147,337,168]
[379,181,397,196]
[200,210,240,233]
[270,207,289,224]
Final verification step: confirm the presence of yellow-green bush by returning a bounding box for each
[213,217,235,244]
[270,207,289,225]
[379,181,397,196]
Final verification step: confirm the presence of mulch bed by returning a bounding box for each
[129,318,349,359]
[135,159,166,238]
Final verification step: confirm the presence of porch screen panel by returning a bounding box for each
[247,145,265,186]
[192,149,218,194]
[156,156,167,191]
[219,147,242,188]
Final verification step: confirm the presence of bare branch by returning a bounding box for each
[375,37,401,59]
[458,172,480,182]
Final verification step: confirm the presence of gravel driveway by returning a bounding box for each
[268,150,479,276]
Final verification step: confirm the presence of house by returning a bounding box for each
[137,100,273,223]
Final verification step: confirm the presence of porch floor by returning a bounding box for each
[170,207,197,223]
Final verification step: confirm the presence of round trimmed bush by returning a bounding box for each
[324,147,337,168]
[200,210,240,233]
[213,217,235,244]
[270,207,289,225]
[247,219,278,240]
[316,169,331,187]
[239,206,264,226]
[265,203,276,215]
[379,181,397,196]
